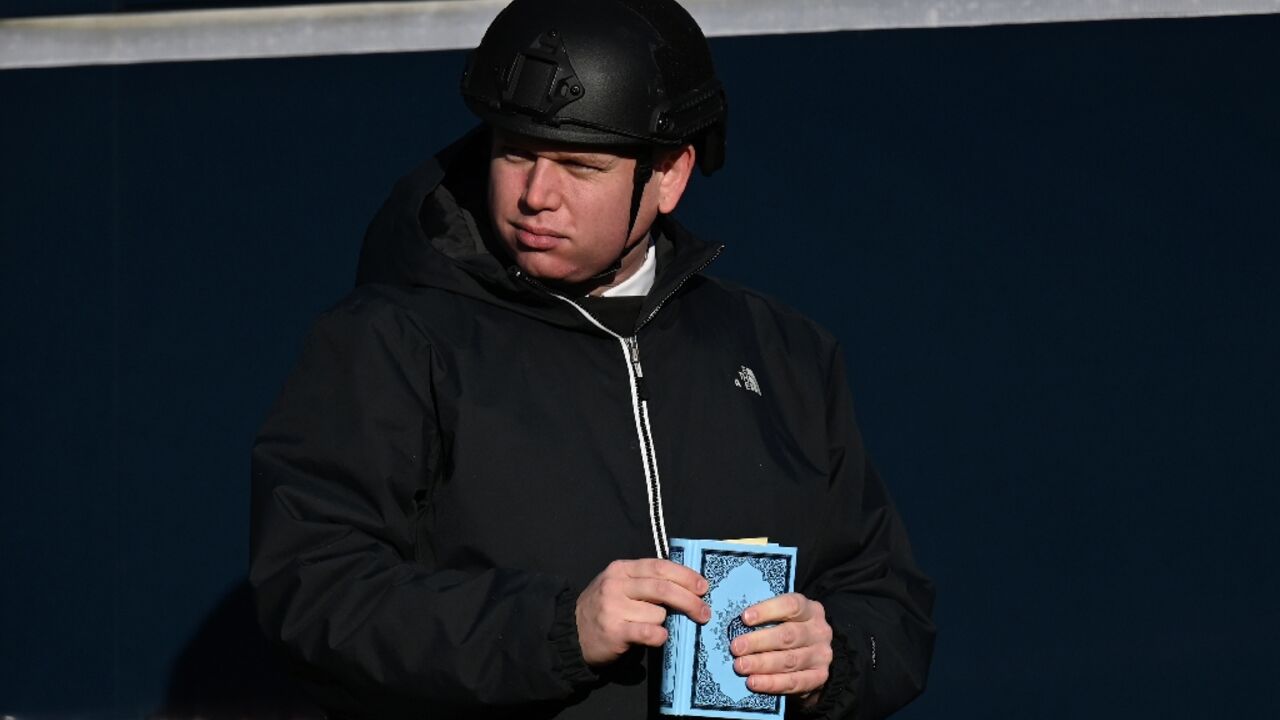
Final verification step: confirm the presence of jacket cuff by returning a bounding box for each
[550,586,599,689]
[794,624,859,719]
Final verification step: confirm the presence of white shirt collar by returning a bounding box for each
[599,236,657,297]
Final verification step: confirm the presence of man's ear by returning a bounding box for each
[655,144,697,214]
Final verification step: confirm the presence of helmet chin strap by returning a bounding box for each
[585,149,654,282]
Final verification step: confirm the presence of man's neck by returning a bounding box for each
[589,233,655,297]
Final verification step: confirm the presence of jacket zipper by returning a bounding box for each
[621,333,668,559]
[536,303,669,559]
[511,249,721,560]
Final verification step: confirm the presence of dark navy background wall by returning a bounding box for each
[2,14,1277,718]
[0,0,385,19]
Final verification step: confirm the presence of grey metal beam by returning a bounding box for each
[3,0,1279,70]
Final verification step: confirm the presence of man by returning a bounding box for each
[250,0,935,718]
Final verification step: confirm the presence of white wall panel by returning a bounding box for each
[3,0,1279,69]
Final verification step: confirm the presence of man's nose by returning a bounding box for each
[521,157,562,212]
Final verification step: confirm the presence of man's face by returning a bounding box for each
[487,129,692,288]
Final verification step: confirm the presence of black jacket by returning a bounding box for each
[250,131,935,719]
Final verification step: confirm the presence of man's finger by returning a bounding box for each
[742,593,812,626]
[628,577,711,622]
[625,558,709,595]
[622,597,668,626]
[733,644,834,677]
[745,667,830,697]
[730,621,810,657]
[619,619,669,648]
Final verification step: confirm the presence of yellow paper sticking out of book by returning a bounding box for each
[721,537,769,545]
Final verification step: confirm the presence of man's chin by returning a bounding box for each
[515,256,585,286]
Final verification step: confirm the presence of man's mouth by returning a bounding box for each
[513,224,565,250]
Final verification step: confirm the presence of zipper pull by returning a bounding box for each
[627,336,650,402]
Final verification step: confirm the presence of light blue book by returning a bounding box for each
[659,538,797,719]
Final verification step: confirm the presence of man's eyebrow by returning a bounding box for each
[493,134,619,165]
[548,151,617,165]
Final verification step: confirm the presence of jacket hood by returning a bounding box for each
[354,127,723,329]
[355,127,536,305]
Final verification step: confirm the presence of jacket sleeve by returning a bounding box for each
[797,343,937,720]
[249,294,596,714]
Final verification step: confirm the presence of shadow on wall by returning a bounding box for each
[157,580,322,719]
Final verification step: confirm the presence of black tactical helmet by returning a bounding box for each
[461,0,727,176]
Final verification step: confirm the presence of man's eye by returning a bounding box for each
[567,160,604,172]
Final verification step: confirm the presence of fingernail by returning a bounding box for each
[731,639,744,655]
[698,579,709,594]
[742,609,756,624]
[701,605,712,622]
[737,657,751,673]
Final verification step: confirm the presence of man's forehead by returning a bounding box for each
[491,128,638,161]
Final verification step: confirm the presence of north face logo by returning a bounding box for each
[734,365,762,396]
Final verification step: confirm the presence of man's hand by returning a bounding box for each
[576,558,711,667]
[731,593,834,703]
